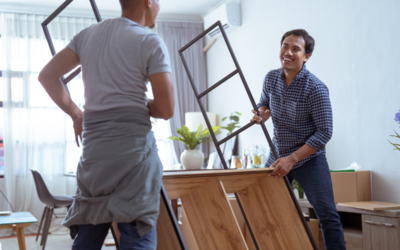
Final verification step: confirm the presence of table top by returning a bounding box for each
[163,168,274,179]
[0,212,38,226]
[298,199,400,218]
[65,168,275,179]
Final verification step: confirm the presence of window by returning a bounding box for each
[146,85,177,169]
[0,36,4,178]
[0,13,91,177]
[0,16,176,177]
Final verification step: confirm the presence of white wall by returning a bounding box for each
[206,0,400,202]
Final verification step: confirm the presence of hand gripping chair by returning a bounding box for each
[30,169,74,250]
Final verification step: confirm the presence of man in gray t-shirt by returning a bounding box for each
[38,0,175,249]
[67,16,171,112]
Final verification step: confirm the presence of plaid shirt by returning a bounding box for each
[257,65,333,169]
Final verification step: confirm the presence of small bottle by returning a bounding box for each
[231,155,242,169]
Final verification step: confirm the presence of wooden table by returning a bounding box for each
[157,168,315,250]
[0,212,38,250]
[64,169,316,249]
[299,199,400,250]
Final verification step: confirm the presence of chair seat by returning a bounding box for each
[51,195,74,208]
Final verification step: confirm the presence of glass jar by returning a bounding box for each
[252,145,263,168]
[260,145,269,166]
[242,148,250,168]
[231,155,242,169]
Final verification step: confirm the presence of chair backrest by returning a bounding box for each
[30,169,54,206]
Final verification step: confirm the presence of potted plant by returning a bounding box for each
[170,124,221,169]
[221,112,242,134]
[291,179,305,199]
[220,112,241,167]
[389,109,400,152]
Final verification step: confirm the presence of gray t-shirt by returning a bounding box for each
[67,17,171,112]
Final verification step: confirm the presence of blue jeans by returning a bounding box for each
[72,221,157,250]
[287,154,346,250]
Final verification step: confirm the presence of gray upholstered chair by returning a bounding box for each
[30,169,74,250]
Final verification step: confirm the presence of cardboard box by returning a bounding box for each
[330,170,371,203]
[307,218,319,248]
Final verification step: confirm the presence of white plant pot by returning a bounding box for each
[181,150,204,170]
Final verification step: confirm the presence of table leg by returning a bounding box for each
[16,227,26,250]
[110,223,120,250]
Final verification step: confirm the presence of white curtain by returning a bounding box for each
[0,12,96,236]
[158,22,208,162]
[145,24,179,169]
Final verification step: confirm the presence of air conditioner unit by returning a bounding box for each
[203,0,241,39]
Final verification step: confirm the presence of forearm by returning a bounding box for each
[148,73,175,120]
[39,77,82,121]
[308,84,333,150]
[148,99,169,119]
[38,47,82,121]
[288,144,317,164]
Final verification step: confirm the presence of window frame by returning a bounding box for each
[0,70,3,178]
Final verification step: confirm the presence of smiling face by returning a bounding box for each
[280,35,311,72]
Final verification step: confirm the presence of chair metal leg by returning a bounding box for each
[40,207,49,246]
[41,207,53,249]
[36,206,48,241]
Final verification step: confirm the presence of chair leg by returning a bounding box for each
[41,207,53,249]
[36,206,48,241]
[40,207,49,246]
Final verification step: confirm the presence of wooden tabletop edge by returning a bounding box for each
[163,168,274,178]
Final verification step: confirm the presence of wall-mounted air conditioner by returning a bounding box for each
[203,0,241,39]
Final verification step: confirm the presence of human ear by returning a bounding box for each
[303,53,311,63]
[144,0,151,9]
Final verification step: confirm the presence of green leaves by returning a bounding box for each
[389,130,400,152]
[230,115,239,123]
[291,178,304,193]
[221,111,242,134]
[170,124,221,150]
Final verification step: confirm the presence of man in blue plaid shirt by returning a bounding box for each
[252,29,345,250]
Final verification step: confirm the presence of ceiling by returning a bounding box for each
[0,0,226,19]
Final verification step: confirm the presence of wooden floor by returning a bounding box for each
[0,233,116,250]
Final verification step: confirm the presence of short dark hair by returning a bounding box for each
[119,0,142,10]
[281,29,315,55]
